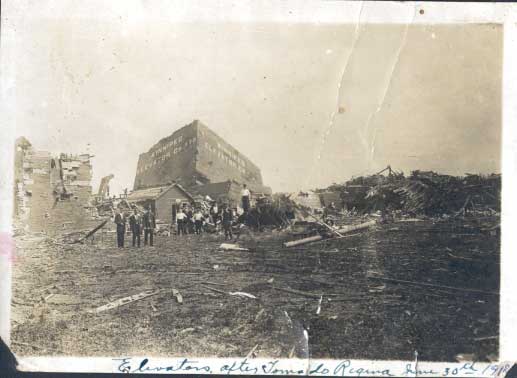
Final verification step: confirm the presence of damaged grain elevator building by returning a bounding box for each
[132,120,271,212]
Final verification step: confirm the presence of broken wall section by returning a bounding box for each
[14,137,97,234]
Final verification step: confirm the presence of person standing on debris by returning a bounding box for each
[114,208,126,248]
[193,208,204,235]
[128,209,142,248]
[241,184,251,213]
[176,208,186,235]
[222,205,234,240]
[142,207,156,247]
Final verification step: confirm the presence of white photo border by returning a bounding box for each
[1,1,516,375]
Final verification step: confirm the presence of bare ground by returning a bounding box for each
[10,217,499,361]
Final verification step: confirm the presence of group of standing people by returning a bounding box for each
[114,207,156,248]
[113,184,253,246]
[175,206,206,235]
[208,202,236,240]
[174,202,235,240]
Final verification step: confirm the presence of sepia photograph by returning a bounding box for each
[1,1,514,375]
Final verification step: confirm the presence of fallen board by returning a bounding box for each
[172,289,183,304]
[72,219,109,244]
[219,243,249,251]
[92,289,161,313]
[283,220,377,247]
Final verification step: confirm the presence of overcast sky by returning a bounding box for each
[6,10,502,194]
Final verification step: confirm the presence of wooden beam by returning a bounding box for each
[93,289,161,313]
[72,219,108,244]
[368,275,499,296]
[283,220,376,248]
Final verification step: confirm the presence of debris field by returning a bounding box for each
[11,215,499,361]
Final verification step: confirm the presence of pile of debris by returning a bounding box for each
[326,169,501,217]
[243,194,316,229]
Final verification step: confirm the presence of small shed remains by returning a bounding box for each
[126,184,194,222]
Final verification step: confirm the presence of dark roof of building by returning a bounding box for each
[127,183,194,202]
[191,181,234,197]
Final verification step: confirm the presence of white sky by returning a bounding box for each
[4,9,502,194]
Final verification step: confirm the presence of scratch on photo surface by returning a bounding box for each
[305,2,364,189]
[365,5,416,171]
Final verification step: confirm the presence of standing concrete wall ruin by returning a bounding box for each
[14,137,95,233]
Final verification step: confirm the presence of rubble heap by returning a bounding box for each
[326,170,501,217]
[244,194,308,229]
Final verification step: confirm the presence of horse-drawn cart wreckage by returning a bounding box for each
[11,129,500,361]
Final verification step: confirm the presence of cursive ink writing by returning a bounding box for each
[333,360,395,377]
[114,357,212,374]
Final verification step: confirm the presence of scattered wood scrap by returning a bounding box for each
[93,289,161,313]
[473,335,498,341]
[71,219,108,244]
[201,281,228,287]
[172,289,183,304]
[368,275,499,296]
[316,295,323,315]
[199,284,257,300]
[229,291,257,299]
[284,235,323,248]
[219,243,249,251]
[272,286,324,299]
[246,344,259,358]
[200,284,226,295]
[309,232,362,245]
[283,220,376,248]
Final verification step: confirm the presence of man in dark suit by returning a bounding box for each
[114,208,126,248]
[222,205,234,240]
[128,209,142,247]
[143,207,156,246]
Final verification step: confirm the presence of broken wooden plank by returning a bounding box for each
[93,289,161,313]
[284,235,323,248]
[335,220,377,234]
[288,345,296,359]
[172,289,183,304]
[283,220,376,247]
[43,293,55,302]
[246,344,259,359]
[368,275,499,296]
[219,243,249,251]
[316,295,323,315]
[308,232,363,245]
[72,219,108,244]
[229,291,257,299]
[473,335,498,341]
[200,284,227,295]
[272,286,323,299]
[201,281,228,287]
[305,212,344,237]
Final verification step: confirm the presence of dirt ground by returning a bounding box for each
[10,216,499,361]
